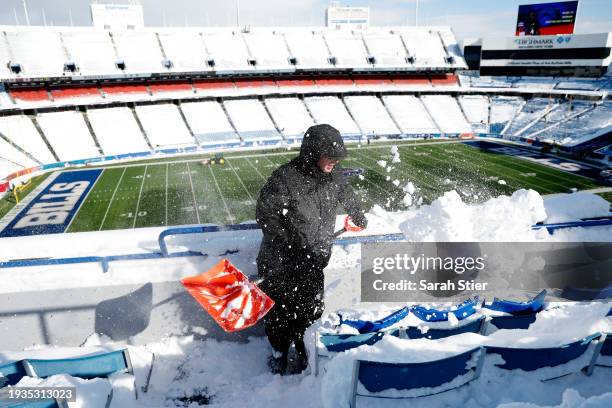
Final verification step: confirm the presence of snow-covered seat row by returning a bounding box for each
[504,98,556,137]
[421,95,472,134]
[87,107,150,155]
[489,96,524,134]
[0,27,460,78]
[348,333,605,405]
[344,96,400,137]
[400,316,488,340]
[181,101,240,145]
[349,347,485,405]
[264,97,314,140]
[36,111,100,162]
[112,31,165,74]
[305,96,361,139]
[4,30,66,78]
[61,31,118,76]
[0,134,39,172]
[319,292,546,359]
[382,95,439,134]
[0,349,132,387]
[485,333,604,376]
[458,95,489,133]
[525,99,594,139]
[223,99,281,141]
[135,104,195,149]
[539,102,612,146]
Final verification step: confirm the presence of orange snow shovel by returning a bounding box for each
[181,259,275,333]
[182,217,364,333]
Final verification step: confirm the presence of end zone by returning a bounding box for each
[0,169,103,238]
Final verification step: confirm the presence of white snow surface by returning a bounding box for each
[1,189,611,407]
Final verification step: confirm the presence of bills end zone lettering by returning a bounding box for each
[0,169,102,237]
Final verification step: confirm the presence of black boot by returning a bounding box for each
[268,350,288,375]
[287,339,308,375]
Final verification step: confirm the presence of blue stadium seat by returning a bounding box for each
[25,349,132,380]
[400,316,488,340]
[484,290,546,314]
[318,331,387,354]
[0,360,28,387]
[485,333,605,378]
[486,290,547,330]
[1,400,66,408]
[349,347,485,407]
[489,312,538,330]
[411,297,480,322]
[340,307,409,334]
[315,331,396,375]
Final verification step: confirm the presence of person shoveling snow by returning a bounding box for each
[255,124,367,375]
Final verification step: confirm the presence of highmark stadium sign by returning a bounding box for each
[361,242,612,302]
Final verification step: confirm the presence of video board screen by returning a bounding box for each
[516,1,578,36]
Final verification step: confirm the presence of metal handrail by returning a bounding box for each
[1,217,610,271]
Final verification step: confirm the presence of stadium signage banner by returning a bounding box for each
[0,169,102,237]
[516,1,579,36]
[480,32,612,70]
[361,242,611,302]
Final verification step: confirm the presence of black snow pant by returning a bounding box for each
[258,258,326,354]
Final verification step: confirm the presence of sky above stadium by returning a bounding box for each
[0,0,610,40]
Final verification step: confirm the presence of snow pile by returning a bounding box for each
[399,189,547,241]
[15,374,114,408]
[498,389,612,408]
[390,145,401,163]
[401,181,419,208]
[543,193,611,223]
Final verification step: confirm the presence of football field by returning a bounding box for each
[61,140,604,233]
[0,139,606,235]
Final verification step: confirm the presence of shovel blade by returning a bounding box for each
[181,259,275,332]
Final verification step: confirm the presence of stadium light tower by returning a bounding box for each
[22,0,30,25]
[236,0,240,27]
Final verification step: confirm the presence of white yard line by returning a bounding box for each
[165,163,169,226]
[245,157,268,182]
[99,167,127,230]
[208,165,233,222]
[186,162,201,224]
[132,165,148,229]
[66,169,105,233]
[227,159,255,204]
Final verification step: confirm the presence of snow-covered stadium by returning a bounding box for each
[0,1,611,407]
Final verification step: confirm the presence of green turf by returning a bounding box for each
[0,173,51,220]
[596,192,612,204]
[15,140,601,233]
